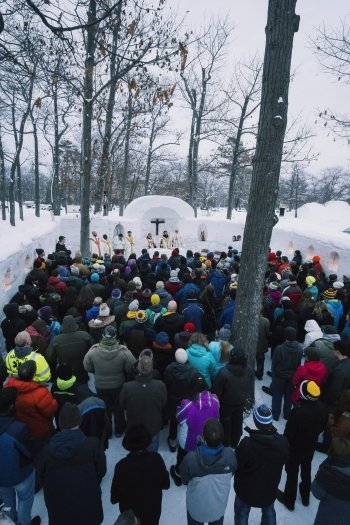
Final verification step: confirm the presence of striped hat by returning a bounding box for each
[300,380,320,401]
[253,404,273,428]
[322,288,336,300]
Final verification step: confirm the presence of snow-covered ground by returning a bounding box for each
[31,354,325,525]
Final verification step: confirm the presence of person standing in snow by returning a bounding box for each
[125,231,135,258]
[89,231,101,257]
[180,419,236,525]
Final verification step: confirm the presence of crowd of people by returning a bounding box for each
[0,238,349,525]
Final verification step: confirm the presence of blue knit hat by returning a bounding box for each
[155,331,169,346]
[253,404,273,429]
[111,288,121,299]
[91,273,99,282]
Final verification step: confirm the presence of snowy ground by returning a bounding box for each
[31,354,324,525]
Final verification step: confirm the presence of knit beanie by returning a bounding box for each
[305,275,316,286]
[313,255,320,263]
[133,277,142,290]
[253,404,273,429]
[128,299,139,311]
[151,294,160,305]
[38,305,53,322]
[15,331,32,347]
[156,281,164,290]
[111,288,122,300]
[70,264,80,276]
[155,331,169,345]
[175,348,188,364]
[300,380,320,401]
[218,325,231,342]
[90,273,99,283]
[59,402,82,429]
[184,322,195,333]
[333,281,344,289]
[103,325,117,339]
[99,303,110,317]
[93,296,103,306]
[322,288,336,300]
[137,355,153,376]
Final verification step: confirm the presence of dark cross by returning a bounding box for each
[151,218,165,236]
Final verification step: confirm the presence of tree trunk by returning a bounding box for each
[144,122,155,196]
[94,8,122,214]
[192,69,207,218]
[226,96,249,220]
[119,89,132,216]
[0,126,6,220]
[232,0,299,373]
[80,0,97,255]
[29,113,41,218]
[52,77,61,216]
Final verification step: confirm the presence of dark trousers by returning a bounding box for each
[271,375,293,420]
[175,445,187,471]
[96,386,125,435]
[220,404,243,448]
[256,354,265,378]
[187,511,224,525]
[284,453,313,504]
[168,419,178,441]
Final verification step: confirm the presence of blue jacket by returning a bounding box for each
[86,304,100,322]
[218,300,235,329]
[207,271,227,299]
[323,300,343,328]
[176,283,200,305]
[181,301,204,332]
[208,340,232,377]
[0,416,34,486]
[186,344,216,388]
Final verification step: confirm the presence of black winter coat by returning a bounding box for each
[1,303,27,351]
[111,451,170,525]
[163,362,196,418]
[212,364,255,408]
[284,400,328,458]
[272,340,303,379]
[154,313,185,344]
[234,430,289,507]
[40,429,106,525]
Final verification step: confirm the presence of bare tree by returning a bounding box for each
[232,0,300,373]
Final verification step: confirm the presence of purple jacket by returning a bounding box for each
[176,391,220,451]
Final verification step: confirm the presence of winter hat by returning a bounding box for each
[142,288,152,300]
[253,404,273,429]
[122,423,152,452]
[92,263,100,271]
[174,348,187,365]
[111,288,122,300]
[15,331,32,347]
[133,277,142,290]
[129,299,139,311]
[56,362,74,381]
[156,281,165,290]
[126,281,136,291]
[269,282,279,291]
[229,347,247,366]
[322,288,336,300]
[90,273,99,283]
[151,294,160,305]
[70,264,80,276]
[103,325,117,339]
[59,402,82,430]
[93,296,103,306]
[128,259,137,267]
[137,355,153,376]
[61,315,79,333]
[300,380,320,401]
[0,387,18,412]
[333,281,344,289]
[139,348,153,360]
[97,264,105,274]
[99,304,110,317]
[313,255,321,263]
[218,325,231,342]
[124,266,131,275]
[169,270,180,282]
[305,275,316,286]
[184,322,196,333]
[155,331,169,345]
[38,306,53,322]
[135,310,148,323]
[305,346,321,362]
[284,326,296,341]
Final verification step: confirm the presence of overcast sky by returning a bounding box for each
[172,0,350,175]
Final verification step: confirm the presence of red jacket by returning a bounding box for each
[5,377,58,438]
[291,361,328,404]
[164,281,182,298]
[47,275,67,296]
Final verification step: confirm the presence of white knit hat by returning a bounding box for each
[129,299,139,311]
[333,281,344,289]
[175,348,188,364]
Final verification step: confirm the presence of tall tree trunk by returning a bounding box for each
[119,88,132,216]
[187,110,195,206]
[0,126,6,220]
[94,7,122,214]
[52,75,61,216]
[144,122,155,196]
[226,96,249,220]
[80,0,97,255]
[232,0,300,372]
[192,69,207,218]
[30,114,41,218]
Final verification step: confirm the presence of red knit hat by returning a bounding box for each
[184,322,195,333]
[313,255,320,263]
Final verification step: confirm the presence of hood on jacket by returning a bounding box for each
[48,429,86,459]
[188,343,208,358]
[97,340,128,359]
[194,391,218,411]
[3,303,19,319]
[5,377,42,393]
[61,315,79,334]
[168,362,195,381]
[304,319,322,333]
[14,346,33,359]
